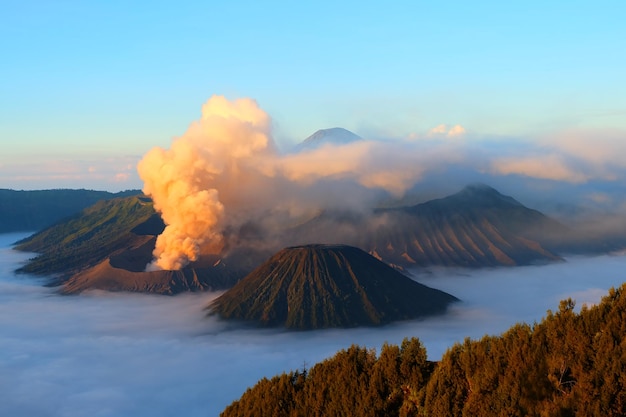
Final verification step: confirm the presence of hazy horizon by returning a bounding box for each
[2,232,625,416]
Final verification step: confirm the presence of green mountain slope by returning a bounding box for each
[0,188,140,233]
[208,244,458,329]
[15,195,246,294]
[16,195,159,276]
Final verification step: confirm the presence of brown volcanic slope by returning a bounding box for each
[208,244,458,330]
[368,184,567,267]
[288,184,566,268]
[16,195,247,294]
[16,184,573,295]
[61,235,243,294]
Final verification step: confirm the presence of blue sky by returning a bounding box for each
[1,0,625,191]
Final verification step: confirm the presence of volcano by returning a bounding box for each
[287,184,568,268]
[296,127,362,151]
[14,184,618,295]
[367,184,568,267]
[15,195,249,294]
[208,244,458,330]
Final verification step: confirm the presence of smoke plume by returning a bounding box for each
[137,96,275,270]
[138,95,460,271]
[138,96,626,271]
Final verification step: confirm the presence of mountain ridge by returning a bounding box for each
[374,183,567,267]
[13,183,618,295]
[287,184,566,268]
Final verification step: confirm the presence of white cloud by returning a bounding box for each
[428,124,448,135]
[550,129,626,167]
[447,124,466,137]
[426,124,466,138]
[490,154,590,183]
[484,128,626,185]
[2,232,626,416]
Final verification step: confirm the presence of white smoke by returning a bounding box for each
[137,96,626,271]
[137,96,460,271]
[137,96,276,270]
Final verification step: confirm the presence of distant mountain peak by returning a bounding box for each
[461,183,499,193]
[297,127,362,150]
[451,183,523,207]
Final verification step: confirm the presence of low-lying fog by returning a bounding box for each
[1,232,625,417]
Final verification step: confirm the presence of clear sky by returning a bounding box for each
[1,0,625,191]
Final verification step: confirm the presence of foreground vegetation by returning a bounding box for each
[222,284,626,416]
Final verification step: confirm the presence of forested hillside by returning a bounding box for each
[221,283,626,416]
[0,188,140,233]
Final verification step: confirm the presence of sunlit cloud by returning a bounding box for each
[277,140,459,196]
[136,96,470,270]
[426,124,466,138]
[428,124,448,135]
[278,141,372,184]
[132,97,626,272]
[486,128,626,185]
[447,124,466,137]
[406,124,466,141]
[550,129,626,167]
[490,154,589,183]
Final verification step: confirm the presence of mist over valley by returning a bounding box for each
[2,232,625,416]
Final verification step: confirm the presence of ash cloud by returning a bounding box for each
[137,96,275,270]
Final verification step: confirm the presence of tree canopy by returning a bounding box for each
[221,283,626,416]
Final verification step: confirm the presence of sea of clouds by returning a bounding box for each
[1,232,625,416]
